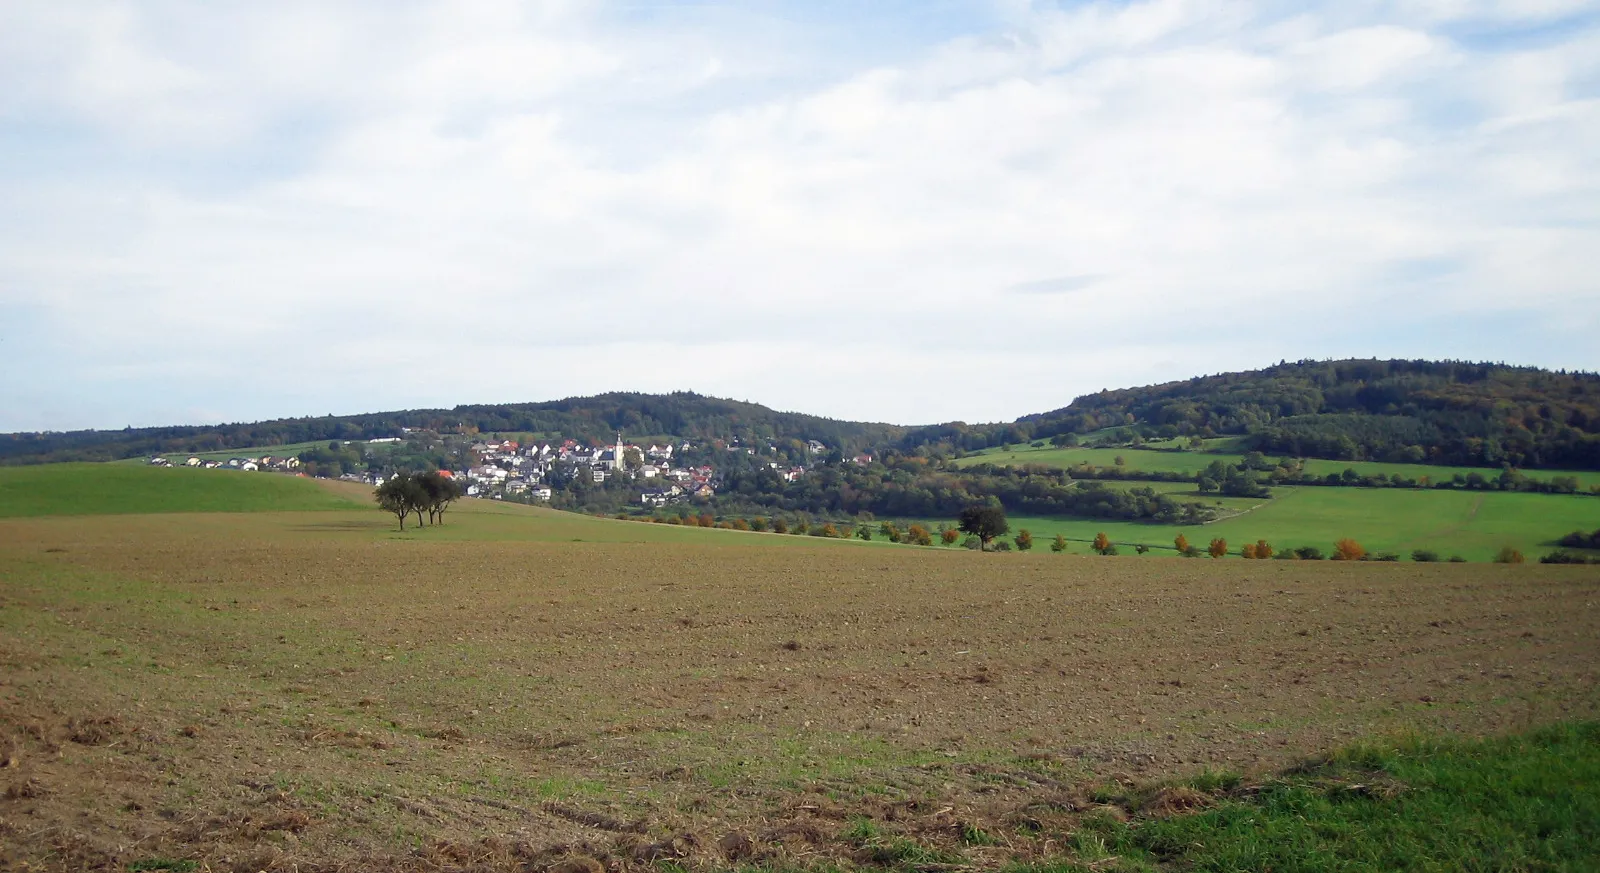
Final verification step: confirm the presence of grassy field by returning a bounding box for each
[0,463,366,517]
[961,487,1600,561]
[2,467,1599,871]
[959,444,1599,488]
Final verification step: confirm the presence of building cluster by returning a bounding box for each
[150,432,824,508]
[148,455,303,472]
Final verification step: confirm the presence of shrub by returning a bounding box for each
[1411,549,1440,562]
[731,518,751,531]
[1014,529,1033,551]
[1208,538,1228,559]
[941,528,960,545]
[908,524,934,546]
[1050,534,1068,552]
[1174,533,1190,553]
[819,523,839,538]
[1374,553,1400,562]
[750,517,769,532]
[1332,538,1366,561]
[1182,545,1203,558]
[993,540,1013,552]
[698,513,715,528]
[1540,550,1600,564]
[1100,544,1119,556]
[1093,532,1112,554]
[1494,546,1525,564]
[856,525,873,541]
[1294,546,1325,560]
[963,536,982,550]
[1448,555,1467,563]
[771,518,789,534]
[1135,544,1150,554]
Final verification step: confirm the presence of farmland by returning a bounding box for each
[976,487,1600,562]
[956,444,1599,489]
[2,469,1599,871]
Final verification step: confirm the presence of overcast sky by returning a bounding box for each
[2,0,1597,432]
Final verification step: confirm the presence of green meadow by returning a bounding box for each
[0,463,365,517]
[959,444,1599,488]
[949,487,1599,562]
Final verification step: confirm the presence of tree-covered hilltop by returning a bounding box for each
[7,360,1600,471]
[902,360,1600,470]
[0,392,903,466]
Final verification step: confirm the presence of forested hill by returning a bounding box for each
[0,393,904,466]
[910,360,1599,470]
[8,360,1599,471]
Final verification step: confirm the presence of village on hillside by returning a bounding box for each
[145,434,861,508]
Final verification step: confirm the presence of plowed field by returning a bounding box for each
[3,509,1598,871]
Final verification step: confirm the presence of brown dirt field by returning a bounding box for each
[2,512,1598,871]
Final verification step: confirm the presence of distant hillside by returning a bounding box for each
[0,392,903,466]
[940,360,1600,471]
[0,464,363,516]
[8,361,1598,472]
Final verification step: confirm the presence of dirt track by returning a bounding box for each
[3,516,1598,870]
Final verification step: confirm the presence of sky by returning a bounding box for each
[1,0,1598,432]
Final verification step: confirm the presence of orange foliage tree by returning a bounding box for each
[1208,537,1228,558]
[1092,532,1112,555]
[1333,538,1365,561]
[1174,533,1190,554]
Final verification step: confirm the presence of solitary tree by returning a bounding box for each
[941,528,961,545]
[1208,537,1228,558]
[1332,538,1366,561]
[1014,529,1033,551]
[1050,533,1068,552]
[908,524,934,546]
[1174,533,1190,554]
[376,474,429,531]
[958,504,1009,551]
[1092,532,1113,555]
[416,471,463,525]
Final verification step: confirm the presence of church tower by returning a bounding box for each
[613,432,625,471]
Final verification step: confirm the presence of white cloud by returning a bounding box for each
[1,0,1597,430]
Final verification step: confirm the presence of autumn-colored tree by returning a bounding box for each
[820,523,839,538]
[1050,534,1068,552]
[1174,533,1190,554]
[732,518,751,531]
[750,517,769,532]
[1494,546,1525,564]
[771,518,789,534]
[1014,529,1033,551]
[1254,539,1274,559]
[698,513,715,528]
[879,521,902,543]
[908,524,934,546]
[1332,538,1366,561]
[1208,537,1228,558]
[1241,542,1258,559]
[1092,532,1112,554]
[941,528,960,545]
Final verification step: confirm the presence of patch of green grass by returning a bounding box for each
[128,859,198,872]
[1059,722,1600,873]
[958,444,1597,489]
[943,487,1599,562]
[0,463,364,517]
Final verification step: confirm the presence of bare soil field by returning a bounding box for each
[2,511,1598,871]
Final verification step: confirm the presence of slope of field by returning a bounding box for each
[2,508,1597,871]
[0,464,365,517]
[958,445,1598,488]
[980,488,1599,561]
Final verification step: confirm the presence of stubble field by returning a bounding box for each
[2,495,1599,871]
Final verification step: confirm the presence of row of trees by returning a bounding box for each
[375,472,464,529]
